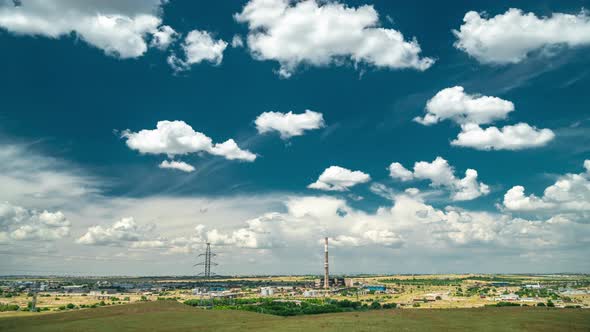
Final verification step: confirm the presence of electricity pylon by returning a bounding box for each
[194,243,217,280]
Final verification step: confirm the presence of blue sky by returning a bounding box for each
[0,0,589,276]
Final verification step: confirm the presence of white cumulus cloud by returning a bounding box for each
[158,160,195,173]
[150,25,178,50]
[0,202,70,242]
[255,110,324,139]
[308,166,370,191]
[453,8,590,64]
[209,139,257,161]
[231,34,244,48]
[503,160,590,214]
[183,193,590,256]
[191,196,404,249]
[452,123,555,150]
[388,162,414,181]
[235,0,434,77]
[122,120,256,162]
[416,87,555,151]
[168,30,228,71]
[414,86,514,125]
[77,217,154,246]
[388,157,490,201]
[0,0,173,58]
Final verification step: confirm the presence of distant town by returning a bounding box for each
[2,272,589,314]
[1,238,589,315]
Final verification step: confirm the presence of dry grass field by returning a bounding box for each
[1,300,589,332]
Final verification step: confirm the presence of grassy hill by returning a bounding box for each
[0,301,589,332]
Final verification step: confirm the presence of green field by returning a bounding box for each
[0,301,588,332]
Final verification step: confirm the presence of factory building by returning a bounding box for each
[314,277,345,288]
[344,278,356,288]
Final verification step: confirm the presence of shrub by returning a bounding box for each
[0,304,20,312]
[537,302,546,307]
[66,303,75,309]
[382,303,397,309]
[494,302,520,307]
[370,301,381,309]
[547,300,555,307]
[412,303,421,308]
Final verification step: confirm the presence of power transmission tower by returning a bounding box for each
[194,243,217,280]
[30,281,38,312]
[194,243,218,309]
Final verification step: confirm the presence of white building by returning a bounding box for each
[260,287,274,296]
[524,283,542,289]
[497,294,520,301]
[303,290,320,297]
[192,288,207,295]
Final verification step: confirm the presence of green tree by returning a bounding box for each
[370,301,381,309]
[382,303,397,309]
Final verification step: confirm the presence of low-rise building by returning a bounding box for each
[364,285,387,293]
[303,290,321,297]
[497,293,520,301]
[524,283,542,289]
[344,278,355,288]
[260,287,274,296]
[62,285,88,293]
[314,277,346,288]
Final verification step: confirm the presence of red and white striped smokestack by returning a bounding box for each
[324,237,329,289]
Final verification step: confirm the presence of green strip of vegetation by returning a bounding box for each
[184,298,396,316]
[381,278,464,286]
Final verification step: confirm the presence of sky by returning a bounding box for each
[0,0,589,276]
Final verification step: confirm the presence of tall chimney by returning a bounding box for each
[324,237,329,289]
